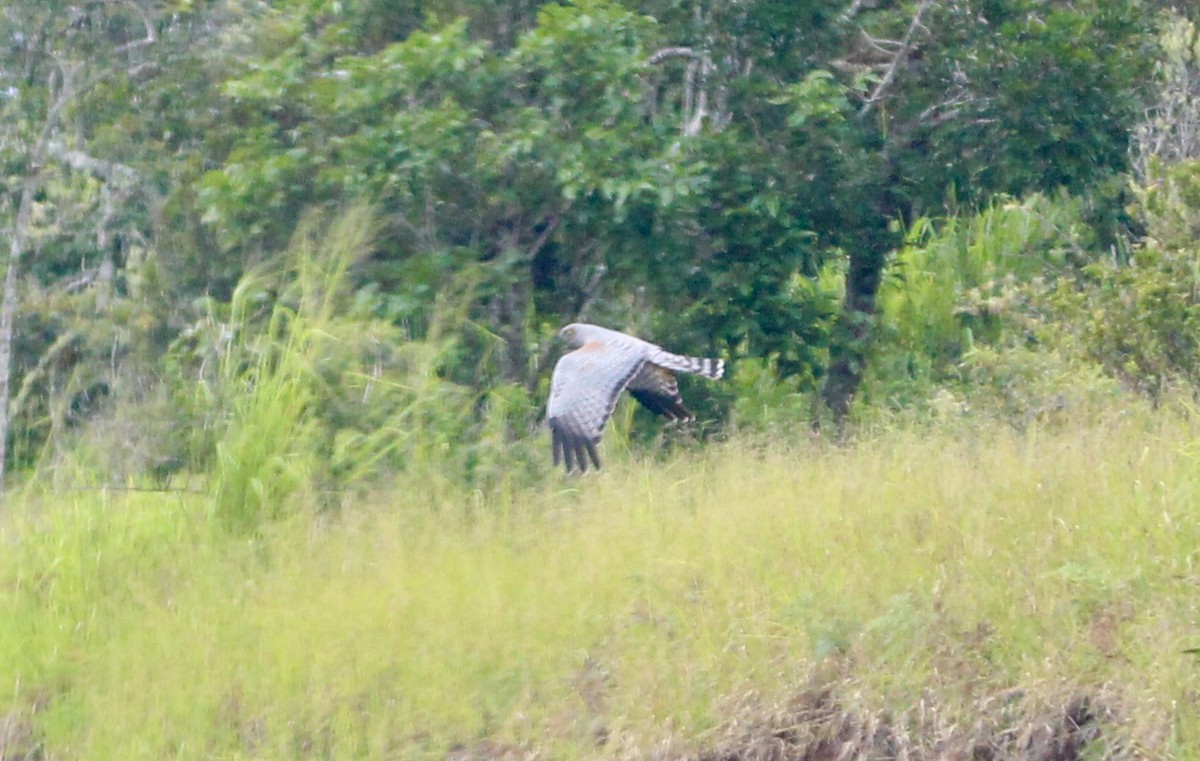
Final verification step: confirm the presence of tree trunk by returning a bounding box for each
[0,174,40,493]
[819,154,900,435]
[820,235,890,432]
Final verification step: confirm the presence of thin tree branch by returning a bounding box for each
[841,0,870,23]
[645,46,703,66]
[861,31,908,56]
[527,214,558,263]
[574,262,607,323]
[113,0,157,54]
[647,46,715,136]
[9,329,82,425]
[682,57,698,125]
[683,59,711,137]
[861,0,935,118]
[45,141,139,184]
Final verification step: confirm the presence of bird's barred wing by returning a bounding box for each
[628,348,724,421]
[546,341,645,473]
[626,363,693,421]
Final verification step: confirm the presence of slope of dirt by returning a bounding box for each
[698,687,1126,761]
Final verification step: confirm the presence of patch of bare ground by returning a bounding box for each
[436,682,1159,761]
[695,686,1139,761]
[444,740,539,761]
[0,708,40,761]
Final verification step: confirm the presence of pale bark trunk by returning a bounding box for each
[0,169,40,493]
[0,67,74,495]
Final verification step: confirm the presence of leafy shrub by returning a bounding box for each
[1044,239,1200,400]
[866,193,1090,412]
[957,344,1126,428]
[879,194,1087,365]
[726,357,819,438]
[1042,15,1200,400]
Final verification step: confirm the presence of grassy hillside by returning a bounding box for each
[3,409,1200,759]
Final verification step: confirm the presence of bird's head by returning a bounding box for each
[558,323,587,349]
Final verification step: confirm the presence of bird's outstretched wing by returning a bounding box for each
[546,341,644,473]
[626,363,693,421]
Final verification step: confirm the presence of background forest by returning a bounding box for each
[0,0,1196,493]
[6,1,1200,759]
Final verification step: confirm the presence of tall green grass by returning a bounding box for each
[194,205,548,533]
[4,407,1200,758]
[207,206,378,531]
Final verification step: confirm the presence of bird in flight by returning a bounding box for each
[546,322,724,473]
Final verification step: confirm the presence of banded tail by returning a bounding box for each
[650,350,725,380]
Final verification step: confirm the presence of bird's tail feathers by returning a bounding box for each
[652,351,724,380]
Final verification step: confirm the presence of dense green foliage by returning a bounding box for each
[2,0,1192,487]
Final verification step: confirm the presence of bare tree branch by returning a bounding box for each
[113,0,157,54]
[574,262,607,323]
[9,329,83,426]
[840,0,870,23]
[861,30,908,57]
[1131,14,1200,181]
[645,46,704,66]
[45,141,139,184]
[646,45,716,136]
[861,0,935,118]
[683,59,712,137]
[527,214,558,263]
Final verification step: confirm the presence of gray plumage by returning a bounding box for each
[546,323,724,473]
